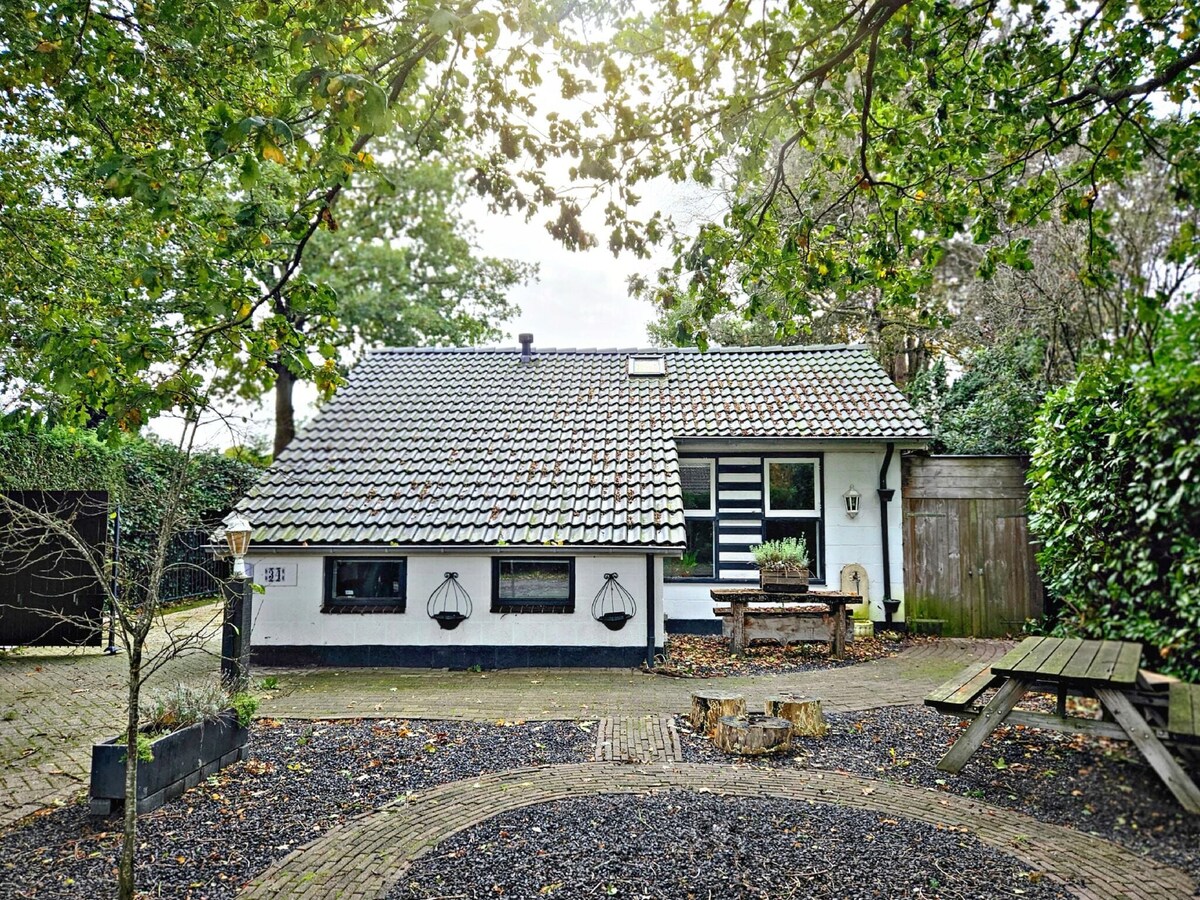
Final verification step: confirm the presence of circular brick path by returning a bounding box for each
[241,762,1196,900]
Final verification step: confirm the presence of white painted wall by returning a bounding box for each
[247,552,665,648]
[663,446,907,623]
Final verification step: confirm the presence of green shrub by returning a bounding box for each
[908,339,1048,455]
[231,692,259,727]
[143,681,231,732]
[1028,305,1200,680]
[751,537,809,572]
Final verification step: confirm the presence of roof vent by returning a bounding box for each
[627,355,667,377]
[519,333,534,364]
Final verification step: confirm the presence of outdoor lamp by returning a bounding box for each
[843,485,861,519]
[222,513,253,578]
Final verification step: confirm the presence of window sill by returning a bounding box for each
[321,604,407,614]
[491,603,575,615]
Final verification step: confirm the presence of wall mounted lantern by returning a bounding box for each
[222,513,253,578]
[592,573,636,631]
[843,485,861,519]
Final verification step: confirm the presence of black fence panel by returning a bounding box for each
[158,530,231,604]
[0,491,109,646]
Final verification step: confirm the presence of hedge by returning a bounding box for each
[1028,306,1200,681]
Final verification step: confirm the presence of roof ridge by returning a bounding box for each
[367,343,871,356]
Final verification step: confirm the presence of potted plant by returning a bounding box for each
[90,681,258,815]
[668,551,699,579]
[751,537,810,593]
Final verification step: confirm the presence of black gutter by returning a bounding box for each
[645,554,656,668]
[878,443,897,624]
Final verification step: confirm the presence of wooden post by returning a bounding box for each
[713,714,793,755]
[764,695,827,737]
[690,691,747,734]
[729,600,747,654]
[831,601,847,659]
[221,577,253,689]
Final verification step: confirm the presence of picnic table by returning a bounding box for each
[710,588,858,659]
[927,635,1200,814]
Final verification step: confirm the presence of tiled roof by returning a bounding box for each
[243,345,929,547]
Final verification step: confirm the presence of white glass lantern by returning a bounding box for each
[222,513,253,578]
[843,485,861,519]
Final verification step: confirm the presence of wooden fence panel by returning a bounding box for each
[902,456,1043,637]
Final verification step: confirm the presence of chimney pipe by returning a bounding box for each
[519,333,533,363]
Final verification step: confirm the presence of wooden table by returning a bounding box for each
[710,588,858,659]
[929,636,1200,814]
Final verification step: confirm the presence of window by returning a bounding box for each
[667,458,716,580]
[764,457,823,581]
[666,519,715,579]
[679,459,715,514]
[763,519,822,581]
[324,558,406,613]
[765,459,821,515]
[492,558,575,613]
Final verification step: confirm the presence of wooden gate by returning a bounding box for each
[902,456,1043,637]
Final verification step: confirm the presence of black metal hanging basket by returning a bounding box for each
[427,572,472,630]
[592,573,636,631]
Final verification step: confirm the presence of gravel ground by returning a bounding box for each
[679,705,1200,884]
[387,791,1067,900]
[0,718,593,900]
[650,632,924,678]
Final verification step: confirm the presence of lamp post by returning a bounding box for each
[219,513,253,688]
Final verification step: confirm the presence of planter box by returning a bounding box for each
[759,570,809,594]
[89,709,249,815]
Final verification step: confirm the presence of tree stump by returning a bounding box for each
[690,691,747,734]
[713,714,794,756]
[764,694,828,737]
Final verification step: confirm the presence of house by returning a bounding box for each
[240,338,930,668]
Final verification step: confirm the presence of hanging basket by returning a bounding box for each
[597,611,633,631]
[427,572,472,627]
[432,610,468,630]
[591,573,636,629]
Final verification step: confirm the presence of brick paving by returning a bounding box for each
[257,638,1011,722]
[243,761,1196,900]
[594,715,682,762]
[0,602,225,829]
[0,635,1003,830]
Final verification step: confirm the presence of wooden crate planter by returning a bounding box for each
[89,709,249,815]
[759,570,809,594]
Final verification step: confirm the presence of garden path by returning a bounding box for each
[0,601,224,829]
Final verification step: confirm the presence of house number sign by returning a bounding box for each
[258,563,297,587]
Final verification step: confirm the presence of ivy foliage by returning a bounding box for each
[0,427,262,547]
[907,341,1048,455]
[1028,306,1200,680]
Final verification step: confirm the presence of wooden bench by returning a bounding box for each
[1170,682,1200,739]
[713,604,854,649]
[925,662,1002,713]
[928,637,1200,813]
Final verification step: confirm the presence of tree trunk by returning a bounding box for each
[272,362,297,459]
[764,695,828,737]
[119,646,142,900]
[689,691,746,735]
[713,714,793,756]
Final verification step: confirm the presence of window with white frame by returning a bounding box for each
[666,458,716,579]
[763,458,823,580]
